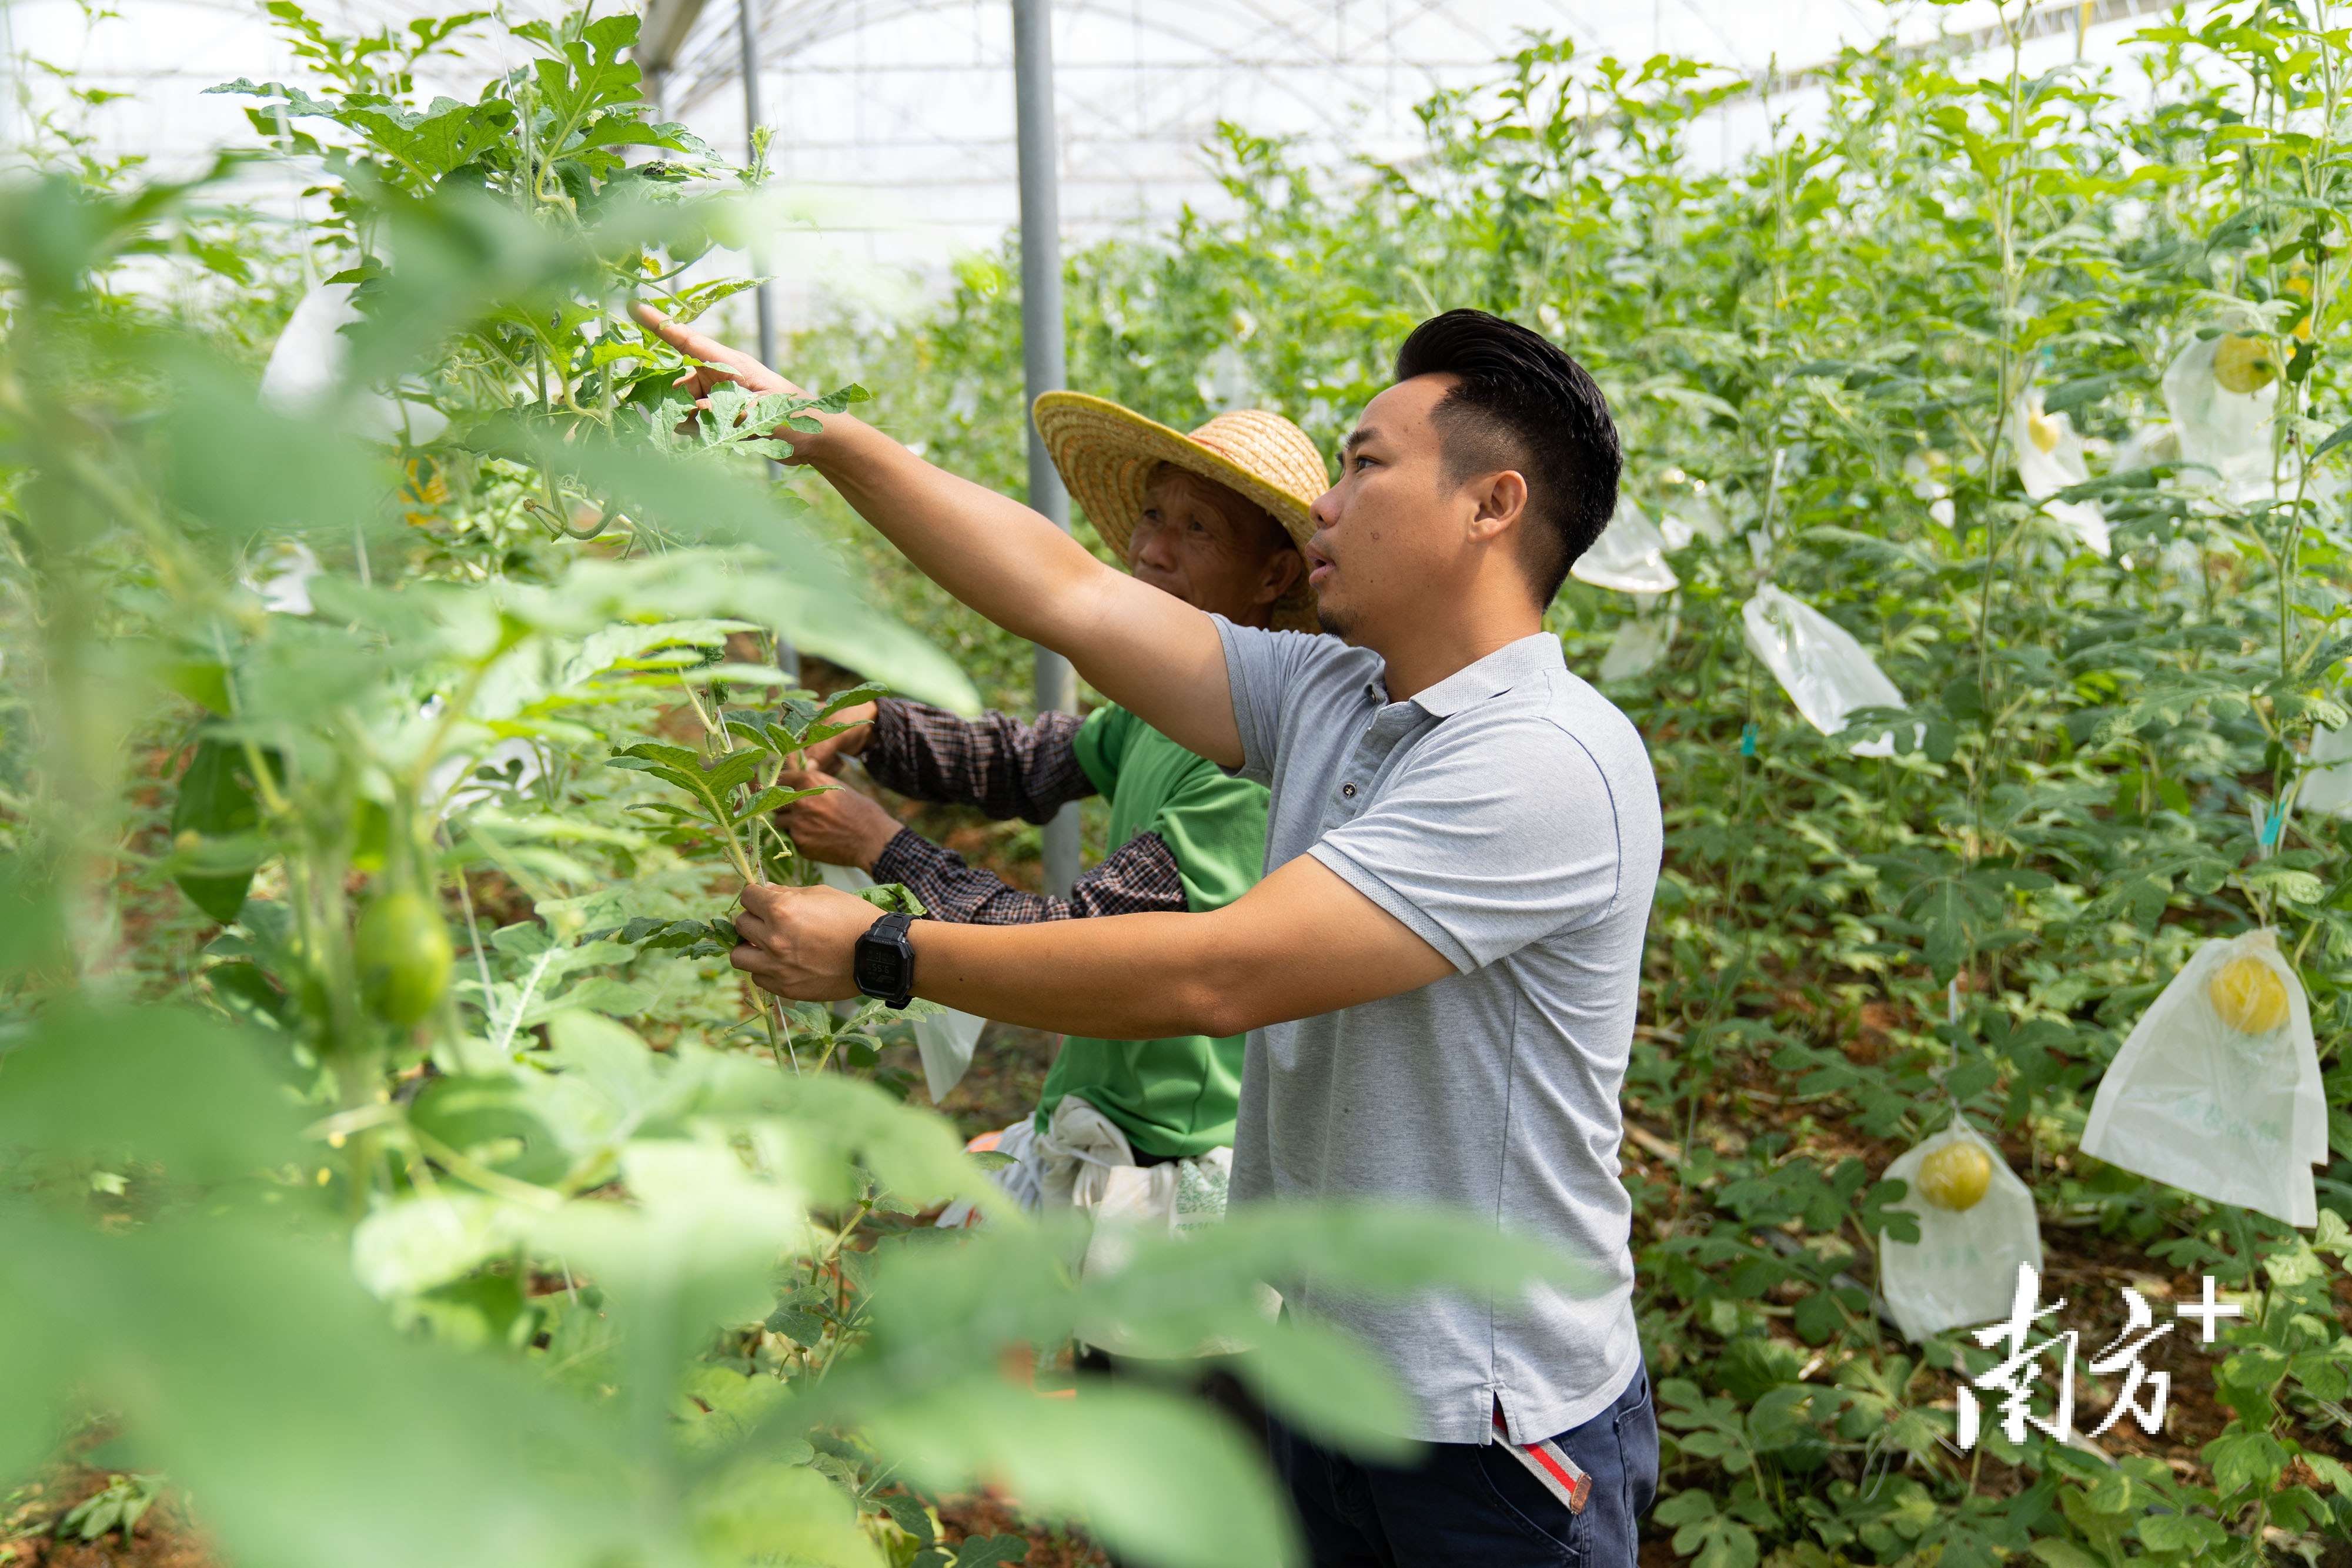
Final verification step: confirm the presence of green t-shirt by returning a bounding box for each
[1034,704,1270,1158]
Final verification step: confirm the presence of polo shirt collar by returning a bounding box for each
[1375,633,1565,718]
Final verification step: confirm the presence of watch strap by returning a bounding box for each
[857,910,917,1008]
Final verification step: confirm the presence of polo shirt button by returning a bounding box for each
[1342,783,1357,798]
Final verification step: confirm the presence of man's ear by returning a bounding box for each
[1255,544,1305,606]
[1466,470,1529,544]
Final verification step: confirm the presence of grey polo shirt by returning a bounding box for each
[1214,618,1663,1447]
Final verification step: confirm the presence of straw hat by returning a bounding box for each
[1032,391,1330,632]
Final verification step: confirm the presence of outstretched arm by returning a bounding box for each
[635,306,1244,767]
[727,854,1455,1039]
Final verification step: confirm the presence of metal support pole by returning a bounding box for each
[1013,0,1080,897]
[736,0,785,490]
[737,0,776,371]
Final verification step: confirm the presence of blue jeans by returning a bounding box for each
[1269,1367,1658,1567]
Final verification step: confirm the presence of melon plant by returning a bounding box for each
[791,4,2352,1562]
[0,9,1545,1568]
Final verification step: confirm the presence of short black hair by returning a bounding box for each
[1393,309,1621,605]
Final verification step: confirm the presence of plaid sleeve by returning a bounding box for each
[857,699,1095,825]
[871,827,1188,924]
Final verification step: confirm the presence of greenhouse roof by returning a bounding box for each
[5,0,2201,324]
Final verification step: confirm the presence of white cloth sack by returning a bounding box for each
[817,862,984,1100]
[262,282,450,445]
[2081,929,2326,1226]
[2161,335,2277,503]
[1741,584,1915,757]
[934,1095,1261,1353]
[2009,391,2110,556]
[937,1094,1234,1232]
[1879,1121,2043,1342]
[1572,501,1680,594]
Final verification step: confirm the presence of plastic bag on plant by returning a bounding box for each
[2110,422,2181,476]
[1572,500,1679,594]
[1598,613,1676,683]
[1658,474,1726,547]
[1879,1119,2043,1342]
[1905,450,1957,529]
[2009,392,2110,556]
[2080,928,2326,1226]
[2301,715,2352,818]
[2161,334,2277,503]
[817,862,985,1101]
[1740,583,1915,756]
[239,539,321,615]
[262,282,452,445]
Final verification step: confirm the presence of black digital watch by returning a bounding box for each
[852,910,917,1008]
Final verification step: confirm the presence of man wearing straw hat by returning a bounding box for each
[766,404,1325,1233]
[638,302,1661,1568]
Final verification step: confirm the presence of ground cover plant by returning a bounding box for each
[777,2,2352,1562]
[0,6,1571,1566]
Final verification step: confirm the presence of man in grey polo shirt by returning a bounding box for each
[639,302,1662,1566]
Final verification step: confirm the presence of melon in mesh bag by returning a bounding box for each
[2080,929,2326,1226]
[1879,1121,2043,1342]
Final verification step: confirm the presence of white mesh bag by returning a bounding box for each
[2080,929,2326,1226]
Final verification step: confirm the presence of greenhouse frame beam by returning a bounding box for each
[1014,0,1080,898]
[655,0,1591,133]
[1740,0,2183,100]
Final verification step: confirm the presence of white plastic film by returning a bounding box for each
[1572,500,1680,595]
[1659,483,1726,547]
[817,862,984,1102]
[1905,450,1957,530]
[2302,715,2352,819]
[2080,929,2326,1227]
[240,539,322,615]
[2161,335,2277,503]
[263,282,452,446]
[2009,392,2110,556]
[2110,422,2181,476]
[1740,583,1914,756]
[1598,613,1676,683]
[1879,1121,2044,1343]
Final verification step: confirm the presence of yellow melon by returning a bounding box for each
[2208,954,2290,1035]
[1916,1140,1994,1212]
[2287,274,2315,342]
[2214,334,2280,394]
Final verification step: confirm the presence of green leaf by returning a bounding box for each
[0,1005,301,1182]
[2029,1542,2107,1568]
[860,1378,1280,1568]
[171,739,268,922]
[2203,1427,2289,1496]
[2311,418,2352,464]
[0,1209,632,1568]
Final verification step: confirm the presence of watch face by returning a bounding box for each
[855,942,904,993]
